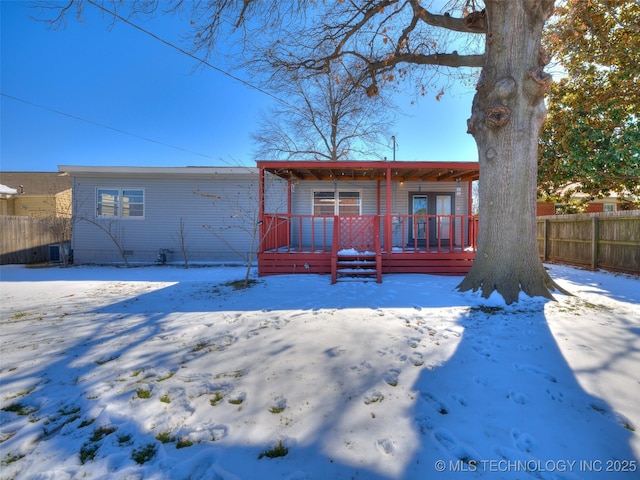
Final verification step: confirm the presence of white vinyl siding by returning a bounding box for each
[72,169,270,264]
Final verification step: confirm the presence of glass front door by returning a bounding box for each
[409,193,455,247]
[412,195,427,243]
[436,194,452,241]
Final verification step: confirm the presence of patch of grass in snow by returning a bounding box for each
[136,388,151,399]
[90,426,117,442]
[223,279,258,290]
[470,306,504,315]
[79,443,99,464]
[269,398,287,414]
[364,392,385,405]
[59,406,81,416]
[210,391,225,406]
[95,355,119,365]
[215,370,245,379]
[460,457,478,467]
[160,394,171,404]
[622,422,636,432]
[581,301,614,312]
[130,369,144,377]
[131,443,157,464]
[258,440,288,459]
[157,372,175,381]
[117,433,132,445]
[79,418,95,428]
[0,432,16,444]
[42,406,82,436]
[1,452,24,466]
[8,312,29,321]
[228,397,244,405]
[192,341,209,352]
[1,403,38,416]
[155,431,175,443]
[176,437,194,449]
[3,386,36,400]
[385,378,398,387]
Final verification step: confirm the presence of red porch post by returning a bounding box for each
[385,166,392,252]
[467,178,474,249]
[287,177,292,216]
[258,165,265,253]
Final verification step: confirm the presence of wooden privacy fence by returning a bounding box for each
[0,216,70,265]
[537,211,640,275]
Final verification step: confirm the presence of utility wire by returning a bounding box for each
[86,5,397,160]
[3,2,303,163]
[1,93,215,159]
[86,0,299,112]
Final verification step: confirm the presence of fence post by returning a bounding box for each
[542,219,548,261]
[591,216,599,270]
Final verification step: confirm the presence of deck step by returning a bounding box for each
[333,253,381,283]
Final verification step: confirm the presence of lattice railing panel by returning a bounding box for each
[338,216,376,252]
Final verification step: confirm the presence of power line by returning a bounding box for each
[1,93,215,159]
[86,0,298,112]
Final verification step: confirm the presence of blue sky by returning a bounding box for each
[1,1,479,172]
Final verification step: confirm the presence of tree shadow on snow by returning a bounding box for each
[1,268,637,479]
[403,301,638,480]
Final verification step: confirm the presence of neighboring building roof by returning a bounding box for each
[0,184,18,195]
[0,172,72,195]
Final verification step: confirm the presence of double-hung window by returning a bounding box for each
[313,191,360,216]
[97,188,145,218]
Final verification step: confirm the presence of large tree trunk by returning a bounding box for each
[458,0,564,304]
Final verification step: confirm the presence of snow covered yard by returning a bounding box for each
[0,264,638,480]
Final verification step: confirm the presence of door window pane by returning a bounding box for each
[413,196,427,240]
[436,195,452,239]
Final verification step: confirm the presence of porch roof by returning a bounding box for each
[257,160,479,183]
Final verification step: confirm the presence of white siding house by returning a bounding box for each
[61,163,475,276]
[60,166,283,265]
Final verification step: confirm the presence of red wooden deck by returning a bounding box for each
[258,251,476,277]
[257,214,477,279]
[257,160,479,281]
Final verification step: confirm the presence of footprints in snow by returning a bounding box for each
[433,429,481,464]
[511,428,535,453]
[513,363,558,383]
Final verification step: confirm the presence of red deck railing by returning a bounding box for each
[388,214,478,253]
[261,215,290,252]
[260,214,478,254]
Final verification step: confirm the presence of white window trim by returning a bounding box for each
[312,189,362,216]
[96,187,145,220]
